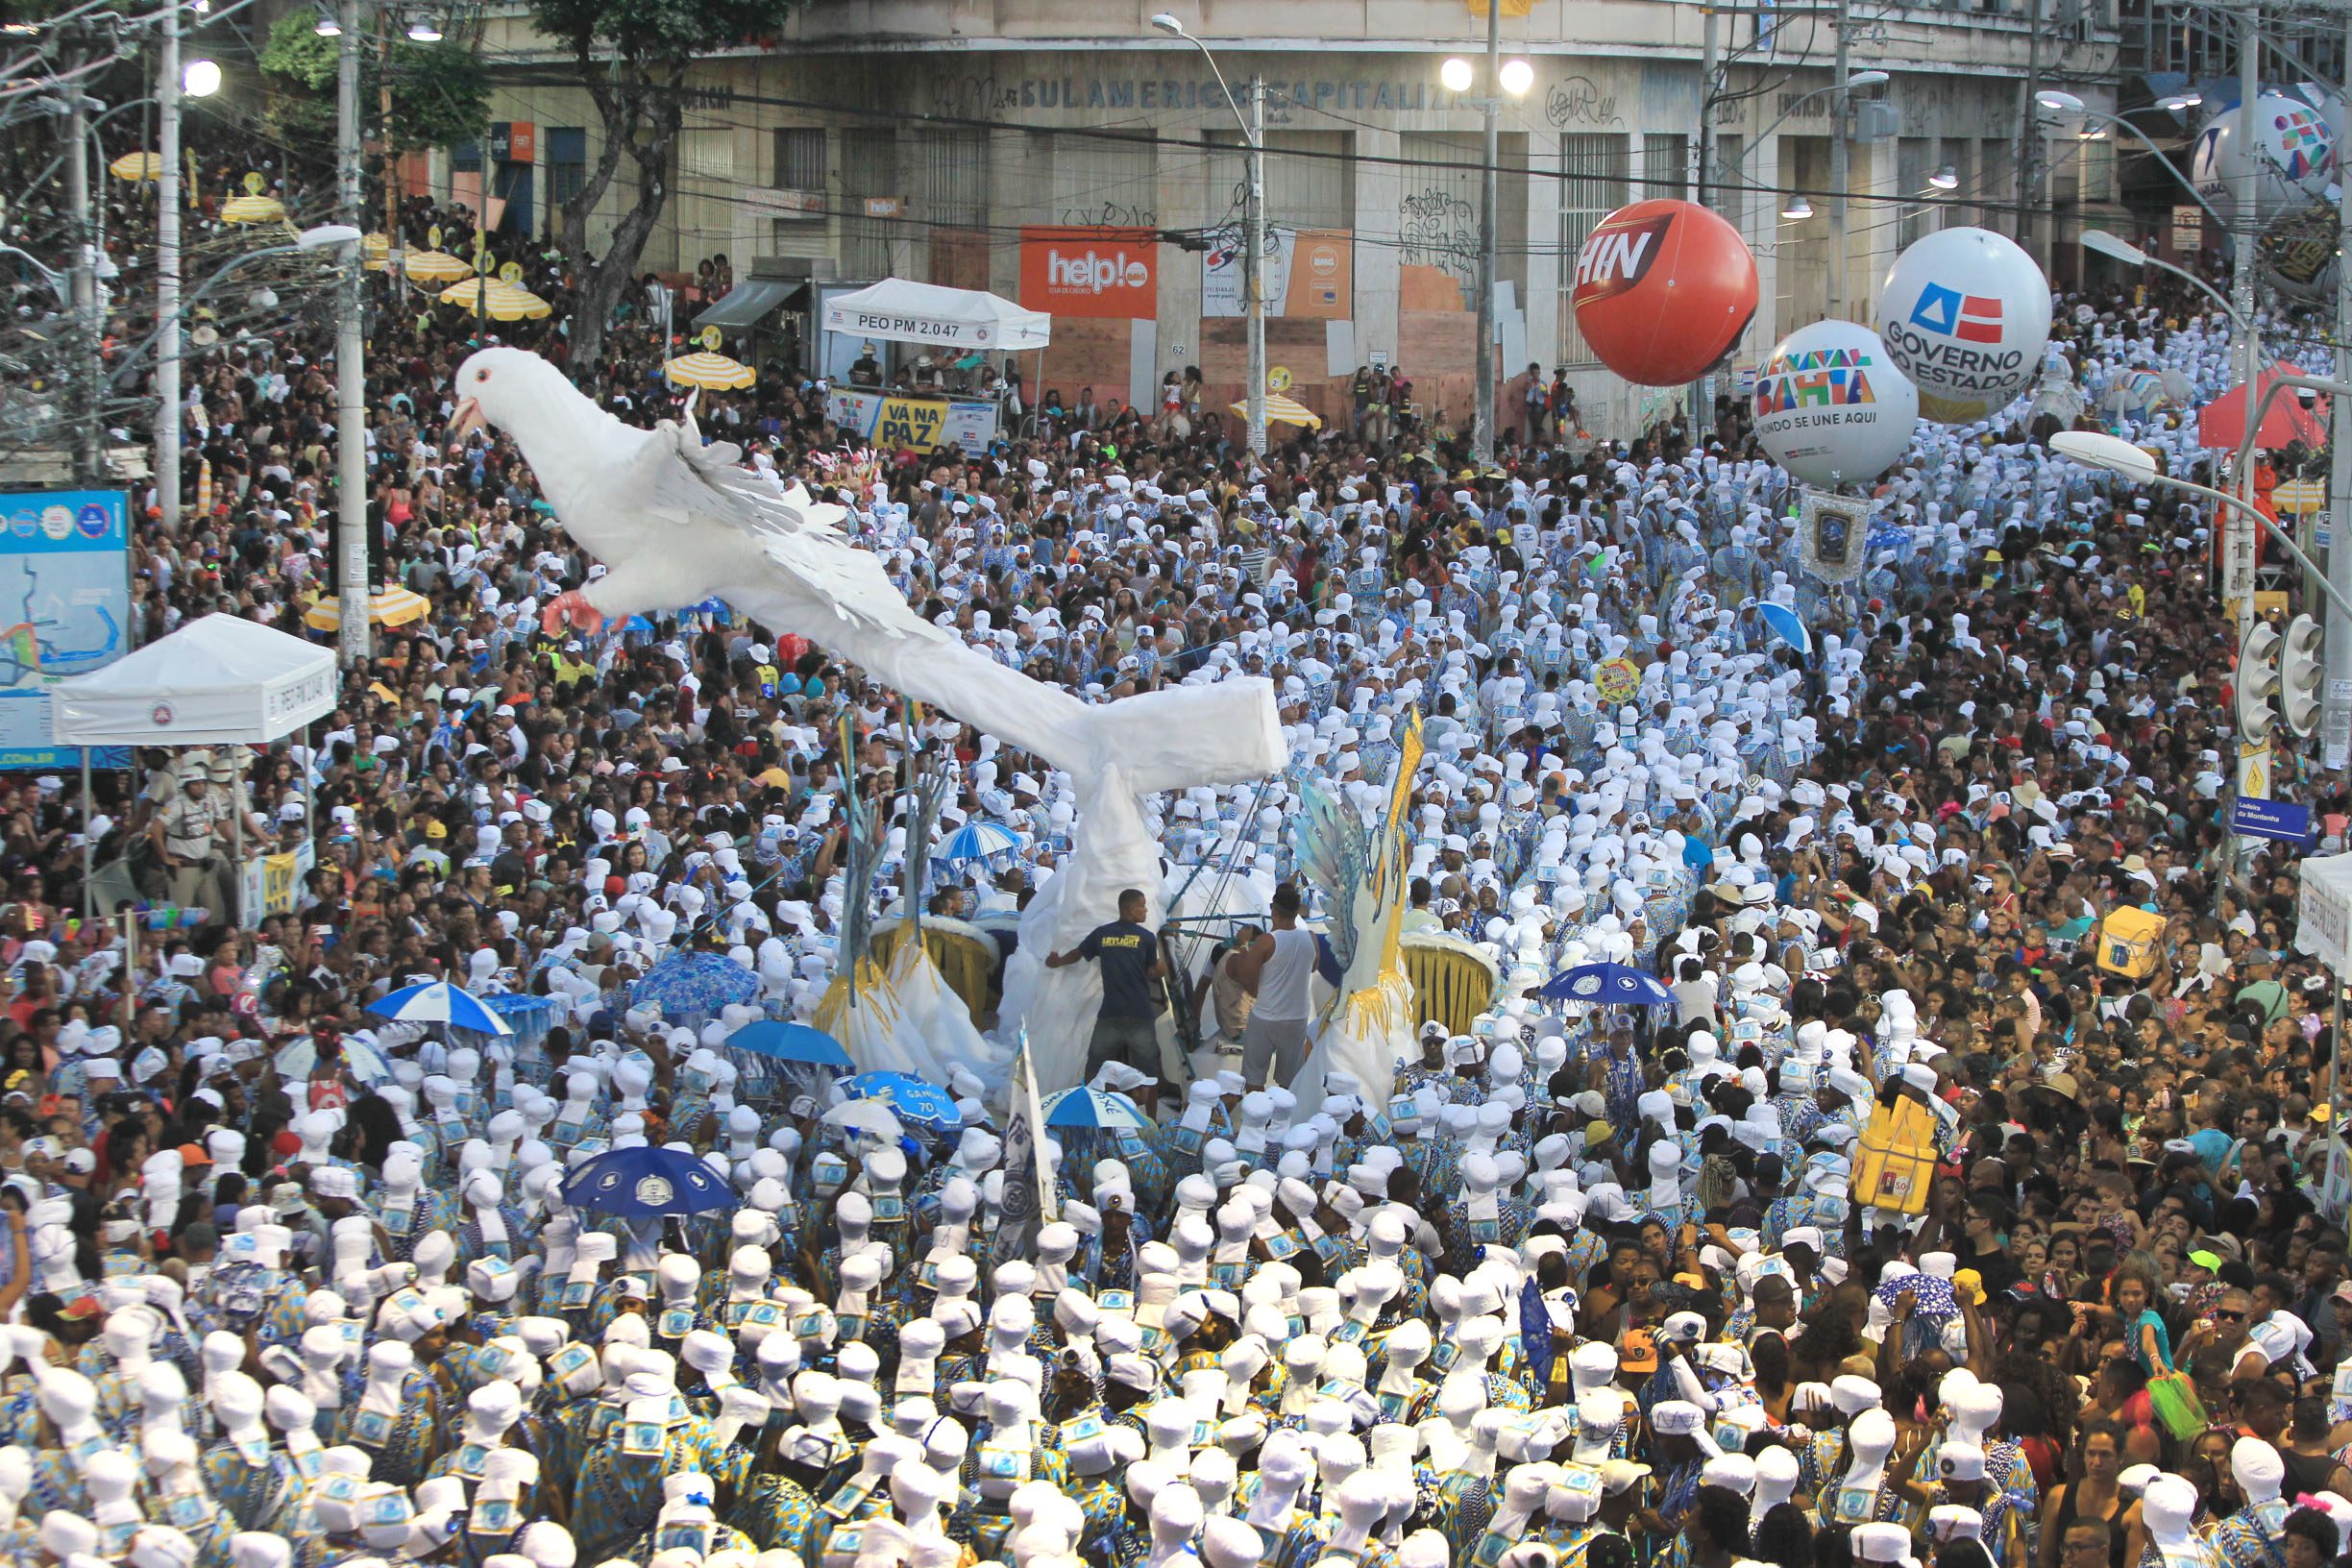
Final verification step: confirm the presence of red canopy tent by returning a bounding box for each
[2197,362,2330,450]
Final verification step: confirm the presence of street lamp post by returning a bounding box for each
[1152,14,1267,457]
[2033,93,2232,248]
[2054,428,2352,625]
[1440,43,1532,460]
[1722,70,1885,323]
[2079,230,2255,340]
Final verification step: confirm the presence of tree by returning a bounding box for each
[527,0,803,380]
[257,13,491,159]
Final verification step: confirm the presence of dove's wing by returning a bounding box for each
[627,410,939,643]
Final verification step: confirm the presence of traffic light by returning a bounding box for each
[2282,613,2324,737]
[2239,622,2282,745]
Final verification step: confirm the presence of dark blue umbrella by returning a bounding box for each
[725,1019,854,1068]
[561,1146,734,1217]
[1536,962,1675,1007]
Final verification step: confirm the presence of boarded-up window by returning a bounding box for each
[1556,134,1629,366]
[915,131,989,229]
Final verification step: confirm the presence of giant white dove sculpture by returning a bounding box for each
[448,347,1283,1087]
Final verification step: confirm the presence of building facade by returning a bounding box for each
[462,0,2119,436]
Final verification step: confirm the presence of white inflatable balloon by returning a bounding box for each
[1876,227,2052,423]
[1752,320,1919,489]
[2192,93,2336,228]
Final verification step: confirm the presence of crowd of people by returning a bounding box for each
[0,96,2348,1568]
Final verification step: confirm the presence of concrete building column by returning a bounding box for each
[1353,125,1403,367]
[1525,127,1561,393]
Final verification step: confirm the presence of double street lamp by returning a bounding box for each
[1438,42,1531,460]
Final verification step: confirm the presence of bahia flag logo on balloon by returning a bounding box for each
[1906,283,2004,345]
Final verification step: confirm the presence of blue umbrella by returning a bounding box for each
[726,1019,853,1068]
[1041,1087,1150,1131]
[938,820,1022,865]
[367,981,512,1035]
[1748,600,1814,658]
[561,1145,734,1217]
[840,1069,963,1135]
[629,952,762,1017]
[1536,962,1675,1007]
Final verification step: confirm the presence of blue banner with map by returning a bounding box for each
[0,489,131,769]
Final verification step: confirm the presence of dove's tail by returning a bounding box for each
[719,570,1284,789]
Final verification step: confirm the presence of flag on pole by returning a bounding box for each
[993,1029,1057,1262]
[1519,1275,1556,1391]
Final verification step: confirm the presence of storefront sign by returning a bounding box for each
[1019,227,1159,319]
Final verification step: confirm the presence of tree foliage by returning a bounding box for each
[257,12,491,156]
[525,0,803,380]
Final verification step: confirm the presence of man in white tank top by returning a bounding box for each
[1237,882,1318,1090]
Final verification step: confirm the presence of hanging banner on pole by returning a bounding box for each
[824,388,1000,453]
[1204,228,1354,319]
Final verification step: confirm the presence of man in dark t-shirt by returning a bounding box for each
[1044,887,1167,1112]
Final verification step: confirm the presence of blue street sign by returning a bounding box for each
[2233,796,2313,844]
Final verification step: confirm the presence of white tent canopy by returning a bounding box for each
[51,614,336,747]
[822,278,1052,352]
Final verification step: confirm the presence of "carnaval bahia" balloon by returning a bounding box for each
[1753,320,1920,489]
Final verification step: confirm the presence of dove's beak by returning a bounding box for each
[450,397,484,441]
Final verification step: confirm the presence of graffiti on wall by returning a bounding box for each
[1399,188,1479,288]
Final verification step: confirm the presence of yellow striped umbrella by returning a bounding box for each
[438,278,552,321]
[110,151,164,182]
[2274,478,2328,516]
[221,193,287,225]
[360,233,391,272]
[303,587,431,632]
[663,350,757,391]
[402,249,474,283]
[1230,392,1323,429]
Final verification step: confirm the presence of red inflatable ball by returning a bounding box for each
[1571,199,1759,386]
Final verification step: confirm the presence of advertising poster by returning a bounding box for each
[1204,228,1354,318]
[0,488,131,769]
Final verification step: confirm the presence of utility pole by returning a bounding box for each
[2020,0,2045,260]
[1244,74,1267,457]
[2221,5,2262,891]
[336,0,371,664]
[1827,0,1850,317]
[1691,3,1721,436]
[158,2,183,528]
[1473,0,1501,459]
[2327,1,2352,772]
[64,74,98,482]
[381,15,404,297]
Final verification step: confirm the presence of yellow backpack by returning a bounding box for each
[1853,1092,1940,1214]
[2095,906,2168,980]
